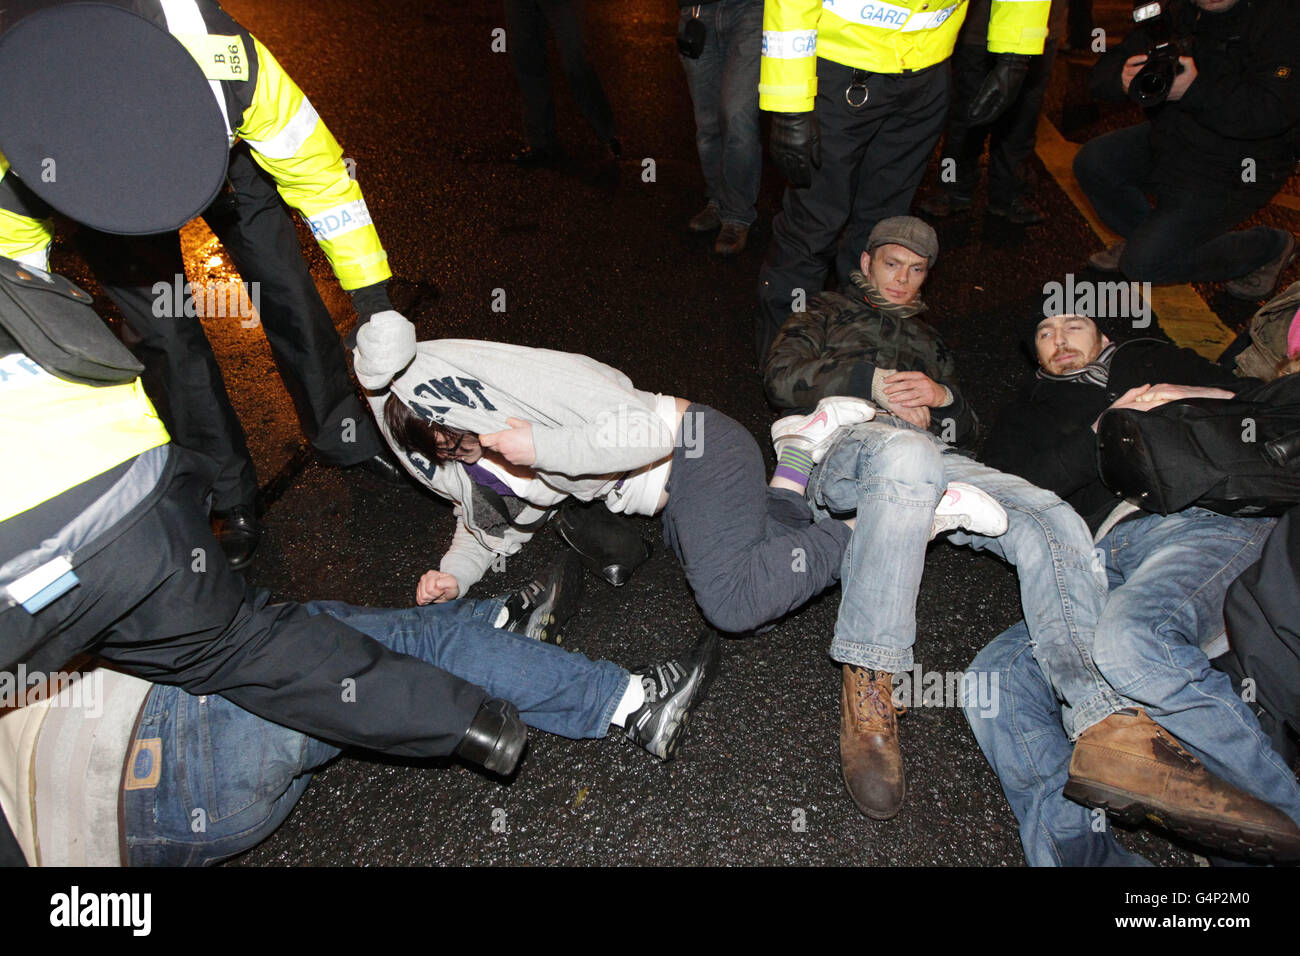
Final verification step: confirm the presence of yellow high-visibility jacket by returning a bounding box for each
[760,0,1051,112]
[0,349,169,522]
[0,0,390,292]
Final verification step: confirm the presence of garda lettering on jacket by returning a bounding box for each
[847,0,909,28]
[762,29,818,58]
[307,199,374,241]
[839,0,914,29]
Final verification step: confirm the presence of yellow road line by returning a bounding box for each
[1034,115,1235,359]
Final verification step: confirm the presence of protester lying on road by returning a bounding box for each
[965,313,1300,865]
[0,557,718,866]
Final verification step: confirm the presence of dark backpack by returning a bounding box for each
[1097,375,1300,517]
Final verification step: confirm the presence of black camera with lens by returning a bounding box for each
[1129,0,1191,107]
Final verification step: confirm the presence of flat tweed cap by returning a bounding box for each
[0,2,230,234]
[867,216,939,266]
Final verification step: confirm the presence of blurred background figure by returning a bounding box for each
[677,0,764,256]
[1063,0,1095,54]
[504,0,621,167]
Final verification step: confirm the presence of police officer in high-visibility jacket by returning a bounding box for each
[0,254,525,868]
[0,0,410,570]
[755,0,1052,361]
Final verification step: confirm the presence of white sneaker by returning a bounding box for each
[771,396,876,464]
[930,482,1008,540]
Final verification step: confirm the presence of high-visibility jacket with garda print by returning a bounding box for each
[760,0,1052,112]
[0,0,391,292]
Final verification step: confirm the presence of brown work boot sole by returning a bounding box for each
[842,763,906,821]
[1065,708,1300,863]
[1063,777,1300,863]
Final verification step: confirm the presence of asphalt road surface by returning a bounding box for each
[51,0,1299,867]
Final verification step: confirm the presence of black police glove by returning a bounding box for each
[967,53,1033,126]
[344,279,396,348]
[770,111,822,188]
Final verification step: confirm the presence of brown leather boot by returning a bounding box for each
[840,665,905,820]
[1064,708,1300,862]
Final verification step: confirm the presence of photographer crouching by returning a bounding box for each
[1073,0,1299,300]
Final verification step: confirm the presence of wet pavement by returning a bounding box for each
[50,0,1299,866]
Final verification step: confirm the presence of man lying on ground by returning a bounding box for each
[0,557,717,865]
[964,313,1300,864]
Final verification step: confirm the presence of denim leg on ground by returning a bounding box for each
[1091,510,1300,825]
[964,621,1153,867]
[806,418,1123,734]
[661,404,851,633]
[126,593,626,865]
[808,423,943,673]
[679,0,763,225]
[304,598,631,740]
[941,450,1124,738]
[125,680,343,866]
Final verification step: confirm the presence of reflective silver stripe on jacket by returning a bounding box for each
[0,444,170,602]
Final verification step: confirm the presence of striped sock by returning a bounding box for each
[774,445,816,490]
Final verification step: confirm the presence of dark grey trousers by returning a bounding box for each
[661,404,851,633]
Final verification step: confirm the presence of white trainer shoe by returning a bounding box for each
[930,482,1009,540]
[771,396,876,464]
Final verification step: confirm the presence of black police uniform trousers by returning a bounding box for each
[756,57,950,362]
[0,446,488,865]
[937,37,1057,206]
[77,145,385,513]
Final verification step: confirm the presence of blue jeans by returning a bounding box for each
[679,0,763,226]
[965,511,1300,866]
[808,420,1123,738]
[123,596,630,865]
[1091,510,1300,825]
[964,621,1153,867]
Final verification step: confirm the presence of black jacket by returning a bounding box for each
[983,339,1247,532]
[1089,0,1300,191]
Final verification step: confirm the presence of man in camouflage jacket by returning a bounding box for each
[763,216,977,448]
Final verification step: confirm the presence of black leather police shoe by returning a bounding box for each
[211,505,261,572]
[455,698,527,776]
[348,451,408,486]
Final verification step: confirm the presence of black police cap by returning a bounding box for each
[0,2,230,235]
